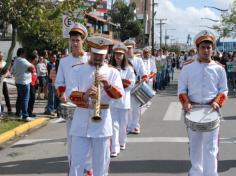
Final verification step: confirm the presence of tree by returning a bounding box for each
[215,0,236,38]
[0,0,100,104]
[108,0,143,41]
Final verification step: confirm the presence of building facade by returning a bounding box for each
[130,0,152,45]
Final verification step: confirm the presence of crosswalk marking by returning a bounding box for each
[163,102,183,121]
[128,137,236,144]
[128,137,189,143]
[13,137,236,146]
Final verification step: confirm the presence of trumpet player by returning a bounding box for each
[109,43,136,157]
[67,36,124,176]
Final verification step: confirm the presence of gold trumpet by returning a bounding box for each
[91,64,102,122]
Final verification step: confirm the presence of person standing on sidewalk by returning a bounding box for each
[28,54,38,118]
[178,30,228,176]
[0,50,12,115]
[13,48,34,121]
[44,53,58,115]
[36,56,47,100]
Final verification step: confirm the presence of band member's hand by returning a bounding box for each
[183,102,192,112]
[84,85,97,100]
[97,74,110,88]
[59,94,67,103]
[212,101,220,110]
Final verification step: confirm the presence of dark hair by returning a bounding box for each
[17,48,26,57]
[110,52,129,70]
[69,31,84,39]
[30,54,38,61]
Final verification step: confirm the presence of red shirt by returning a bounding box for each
[31,66,37,86]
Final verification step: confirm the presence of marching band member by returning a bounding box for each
[67,36,124,176]
[54,23,92,175]
[124,39,147,134]
[178,30,228,176]
[142,46,157,88]
[109,43,136,157]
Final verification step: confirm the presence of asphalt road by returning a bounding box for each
[1,71,236,176]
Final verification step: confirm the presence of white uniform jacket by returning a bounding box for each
[55,53,89,95]
[178,60,228,104]
[111,66,136,109]
[128,56,147,81]
[67,63,124,138]
[142,57,157,85]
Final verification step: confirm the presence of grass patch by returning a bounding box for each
[0,119,25,134]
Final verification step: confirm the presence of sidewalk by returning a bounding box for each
[0,77,53,145]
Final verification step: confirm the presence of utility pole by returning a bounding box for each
[151,0,158,55]
[156,18,167,49]
[165,28,175,47]
[143,0,147,46]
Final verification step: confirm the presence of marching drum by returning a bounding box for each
[58,102,76,120]
[131,81,156,106]
[184,105,221,132]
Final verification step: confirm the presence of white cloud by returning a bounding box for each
[213,0,234,8]
[154,0,222,45]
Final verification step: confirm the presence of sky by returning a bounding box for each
[154,0,234,45]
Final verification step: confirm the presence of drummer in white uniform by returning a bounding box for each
[67,36,124,176]
[142,46,157,88]
[54,23,92,175]
[109,43,136,157]
[178,30,228,176]
[124,39,147,134]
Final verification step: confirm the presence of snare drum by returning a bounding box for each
[131,81,156,106]
[184,105,221,132]
[58,102,76,120]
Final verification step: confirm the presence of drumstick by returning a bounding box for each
[207,107,214,114]
[198,107,215,122]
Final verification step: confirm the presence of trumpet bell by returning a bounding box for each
[92,115,102,122]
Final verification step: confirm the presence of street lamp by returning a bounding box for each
[204,6,228,12]
[201,18,219,23]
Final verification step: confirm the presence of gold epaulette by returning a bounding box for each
[72,63,84,67]
[183,59,194,66]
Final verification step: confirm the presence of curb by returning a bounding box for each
[0,117,49,145]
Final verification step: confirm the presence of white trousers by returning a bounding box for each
[128,96,141,131]
[188,127,219,176]
[69,136,110,176]
[111,107,129,153]
[66,119,92,170]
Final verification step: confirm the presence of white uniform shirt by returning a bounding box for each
[111,66,135,109]
[55,53,89,96]
[67,63,124,137]
[128,56,147,81]
[178,60,228,104]
[143,57,157,86]
[142,57,157,75]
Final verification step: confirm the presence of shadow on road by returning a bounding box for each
[10,138,67,148]
[0,158,235,175]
